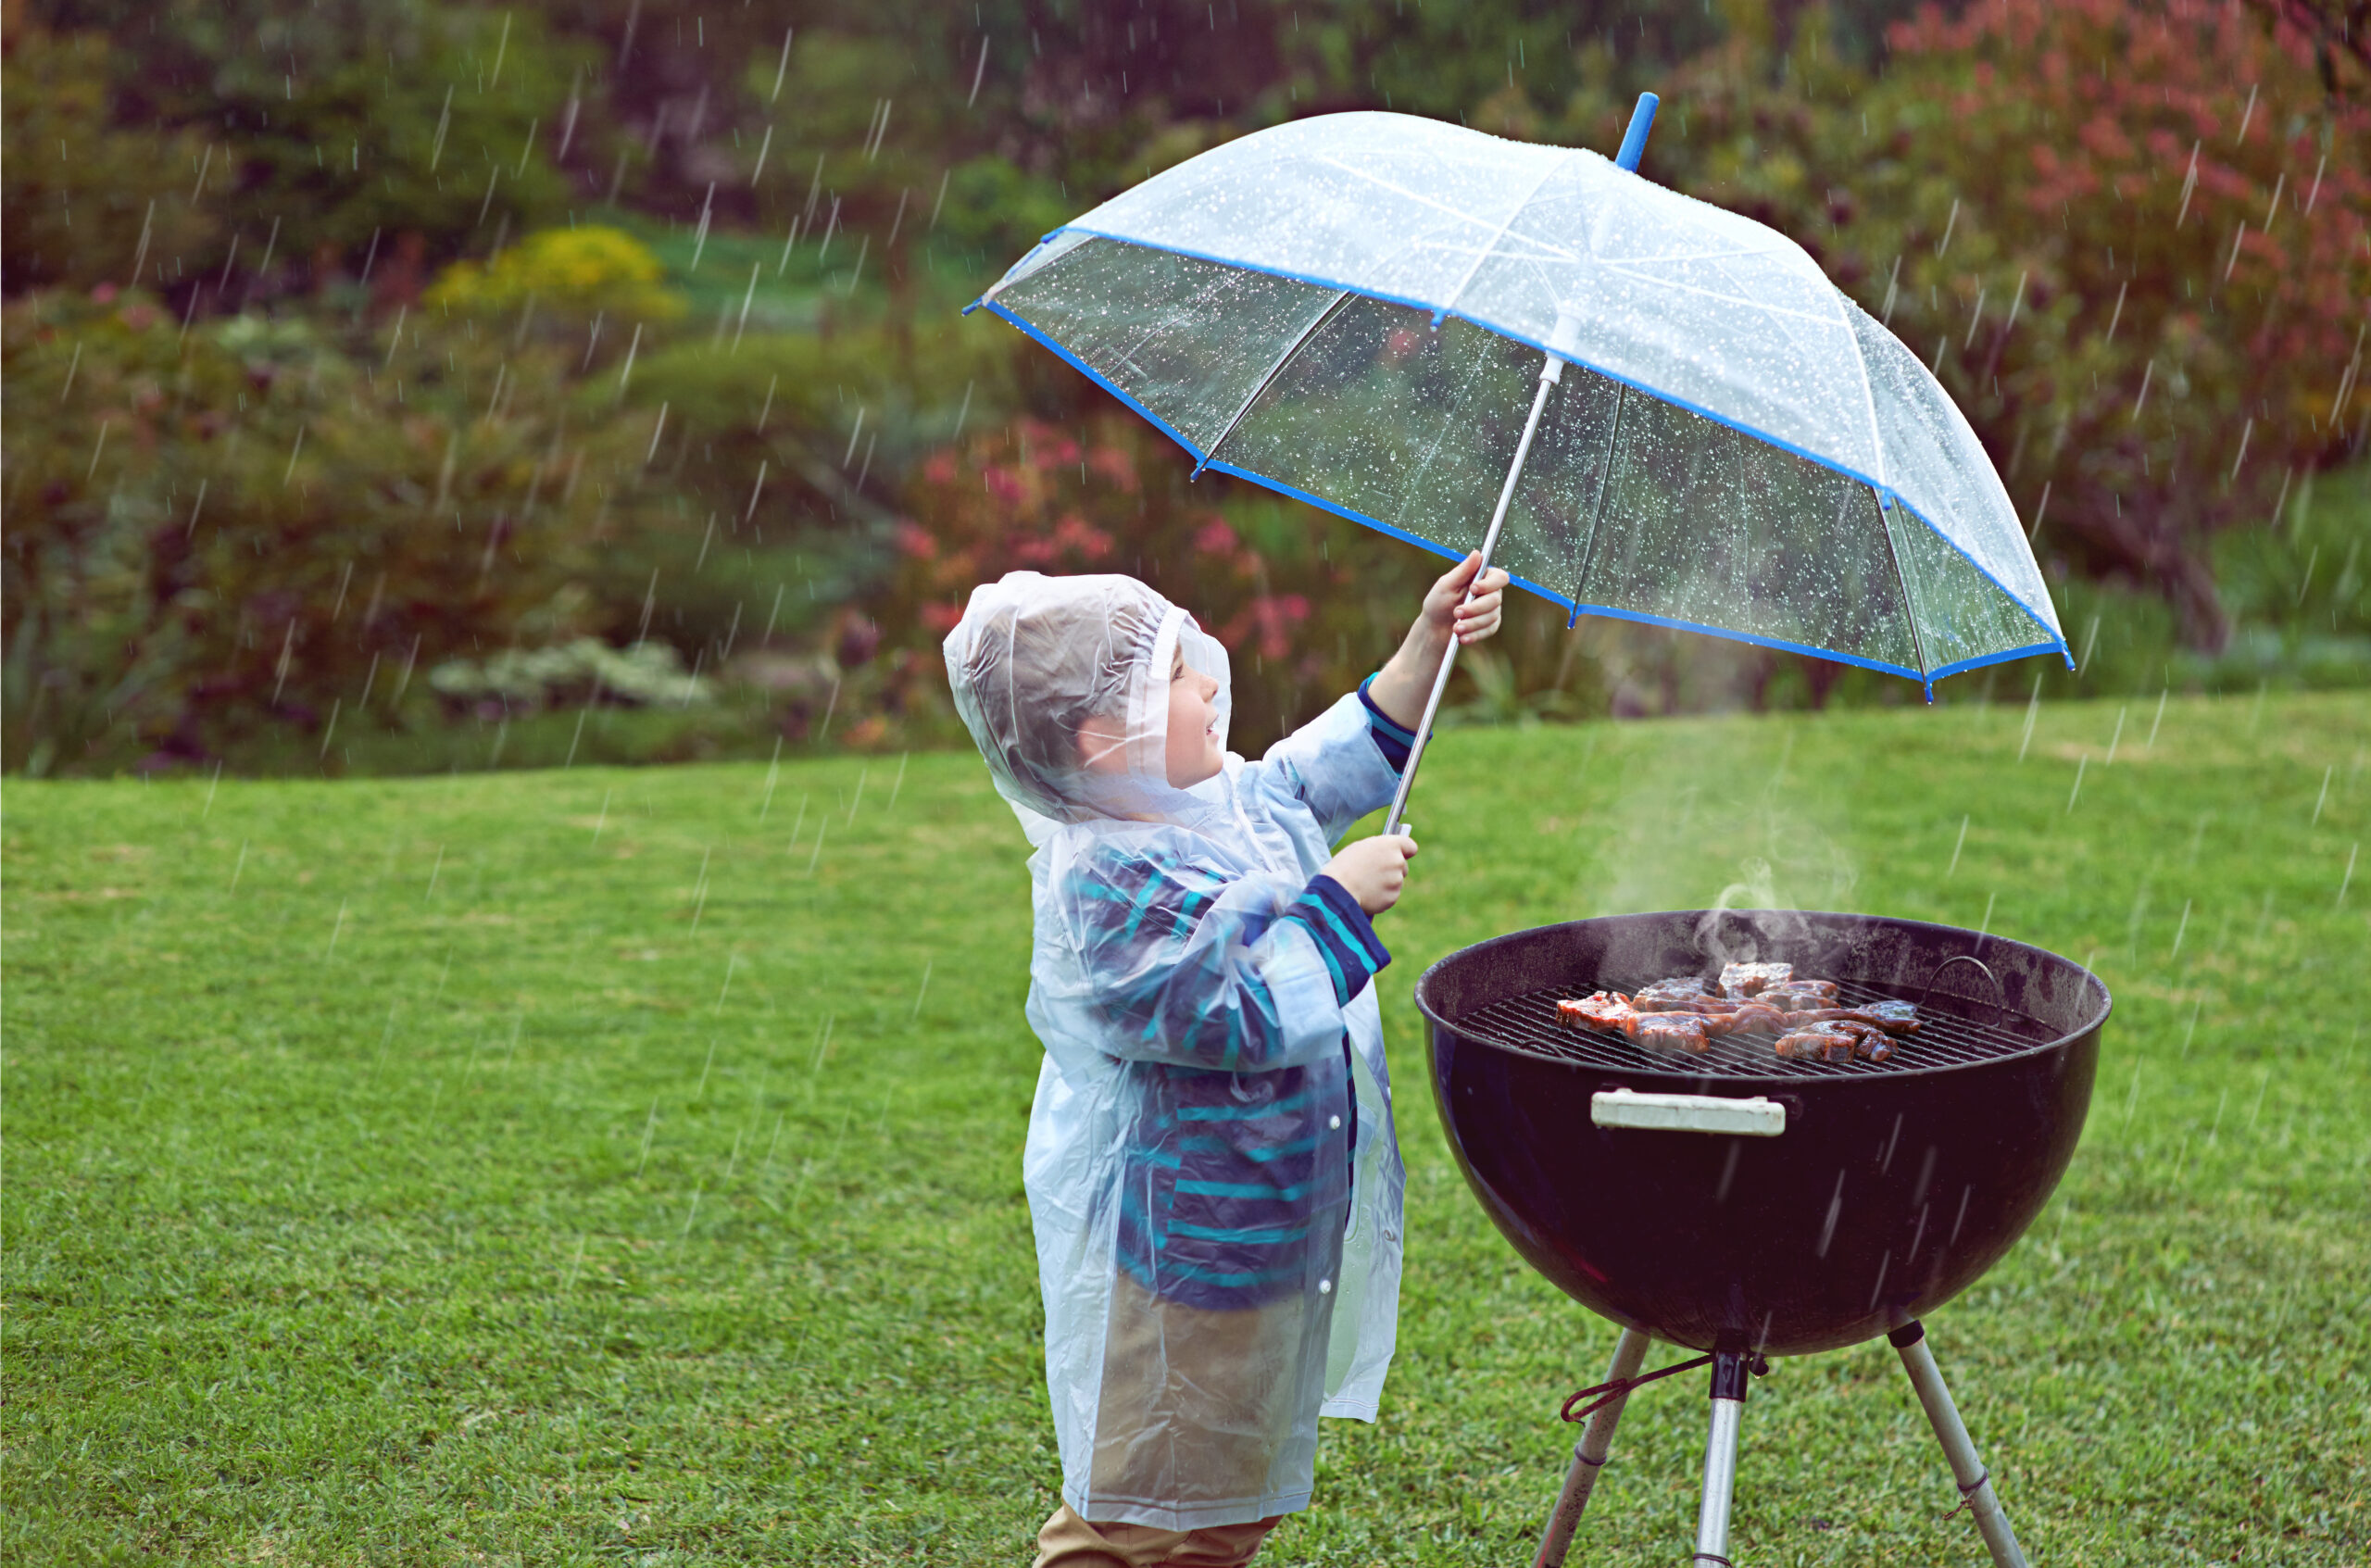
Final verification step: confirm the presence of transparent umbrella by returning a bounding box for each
[967,95,2071,833]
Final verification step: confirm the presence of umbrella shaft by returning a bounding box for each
[1382,360,1560,836]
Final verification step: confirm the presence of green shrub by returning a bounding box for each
[0,289,644,771]
[427,637,713,712]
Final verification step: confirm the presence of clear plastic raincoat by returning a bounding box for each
[945,571,1409,1531]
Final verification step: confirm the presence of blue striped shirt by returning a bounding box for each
[1076,690,1409,1310]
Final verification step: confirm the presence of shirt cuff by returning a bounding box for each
[1356,673,1416,771]
[1287,874,1391,1006]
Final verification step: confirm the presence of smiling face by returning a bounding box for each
[1163,645,1224,788]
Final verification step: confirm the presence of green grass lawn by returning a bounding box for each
[8,692,2367,1566]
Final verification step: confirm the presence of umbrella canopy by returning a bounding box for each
[969,106,2069,694]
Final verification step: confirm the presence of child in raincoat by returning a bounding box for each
[942,552,1510,1568]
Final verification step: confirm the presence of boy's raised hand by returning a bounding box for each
[1364,550,1512,733]
[1424,549,1512,649]
[1322,834,1419,916]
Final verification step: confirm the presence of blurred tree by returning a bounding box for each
[2251,2,2371,93]
[21,0,597,290]
[0,29,218,294]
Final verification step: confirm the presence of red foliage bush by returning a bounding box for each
[1628,0,2371,646]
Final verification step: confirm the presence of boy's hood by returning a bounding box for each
[942,571,1235,843]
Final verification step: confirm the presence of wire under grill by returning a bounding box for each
[1452,976,2056,1080]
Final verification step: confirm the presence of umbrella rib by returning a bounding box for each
[1194,288,1355,475]
[1873,487,1934,685]
[1310,155,1578,264]
[1584,268,1848,327]
[1436,158,1566,325]
[1835,295,1891,492]
[1391,333,1518,536]
[1105,257,1273,424]
[1565,383,1627,627]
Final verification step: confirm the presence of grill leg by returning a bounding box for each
[1889,1321,2032,1568]
[1691,1352,1750,1566]
[1532,1326,1651,1568]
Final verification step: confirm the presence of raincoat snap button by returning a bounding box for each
[1318,1278,1333,1294]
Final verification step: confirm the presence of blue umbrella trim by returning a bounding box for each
[973,230,2071,669]
[978,300,1213,466]
[1218,456,2066,696]
[980,299,2064,694]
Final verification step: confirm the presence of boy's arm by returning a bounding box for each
[1248,550,1509,842]
[1062,849,1388,1073]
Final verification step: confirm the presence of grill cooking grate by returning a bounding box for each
[1454,977,2056,1080]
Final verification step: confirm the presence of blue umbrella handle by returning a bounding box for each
[1380,349,1565,838]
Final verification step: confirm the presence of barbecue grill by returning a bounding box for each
[1415,909,2110,1567]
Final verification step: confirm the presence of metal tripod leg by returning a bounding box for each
[1532,1326,1651,1568]
[1889,1322,2032,1568]
[1691,1352,1750,1566]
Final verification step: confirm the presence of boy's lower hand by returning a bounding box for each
[1322,834,1419,915]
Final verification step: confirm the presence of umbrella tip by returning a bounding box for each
[1616,93,1660,173]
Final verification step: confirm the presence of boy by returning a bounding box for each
[943,551,1508,1568]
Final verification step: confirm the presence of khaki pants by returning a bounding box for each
[1033,1504,1283,1568]
[1038,1273,1310,1563]
[1091,1271,1308,1517]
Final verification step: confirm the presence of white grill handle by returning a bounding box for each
[1590,1088,1787,1137]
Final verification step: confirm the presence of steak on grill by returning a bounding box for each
[1719,960,1793,997]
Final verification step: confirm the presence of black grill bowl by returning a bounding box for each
[1415,910,2109,1357]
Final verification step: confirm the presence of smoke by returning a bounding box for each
[1577,721,1862,962]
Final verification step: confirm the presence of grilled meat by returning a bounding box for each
[1558,992,1637,1032]
[1774,1021,1856,1060]
[1633,976,1718,1012]
[1762,979,1842,1010]
[1774,1020,1896,1063]
[1633,1011,1712,1053]
[1718,961,1793,997]
[1859,999,1921,1032]
[1707,1001,1788,1037]
[1789,1005,1921,1036]
[1559,973,1916,1063]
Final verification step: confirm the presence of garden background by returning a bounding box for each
[7,0,2370,777]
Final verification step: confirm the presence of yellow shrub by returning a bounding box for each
[426,226,684,321]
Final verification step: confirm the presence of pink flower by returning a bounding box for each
[1088,446,1138,491]
[1050,514,1115,560]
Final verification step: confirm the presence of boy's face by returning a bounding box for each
[1163,646,1224,788]
[1076,646,1223,790]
